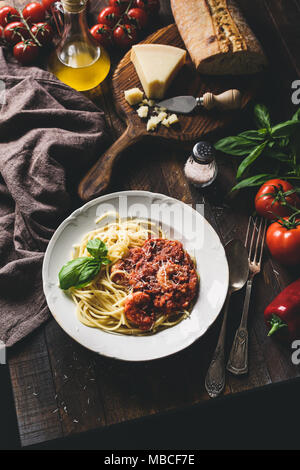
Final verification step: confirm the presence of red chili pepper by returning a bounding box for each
[264,278,300,341]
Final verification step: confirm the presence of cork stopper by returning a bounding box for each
[61,0,86,13]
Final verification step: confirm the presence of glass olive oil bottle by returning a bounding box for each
[48,0,110,91]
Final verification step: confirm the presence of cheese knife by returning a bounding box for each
[157,89,242,114]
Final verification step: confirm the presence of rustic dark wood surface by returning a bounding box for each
[79,22,259,201]
[8,0,300,447]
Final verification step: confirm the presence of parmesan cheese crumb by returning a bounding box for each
[137,105,149,118]
[147,115,161,131]
[124,87,144,105]
[142,98,155,106]
[167,114,179,125]
[157,111,168,122]
[154,106,167,113]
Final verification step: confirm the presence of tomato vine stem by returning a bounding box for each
[17,9,42,47]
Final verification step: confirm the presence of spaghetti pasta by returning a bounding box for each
[70,213,198,335]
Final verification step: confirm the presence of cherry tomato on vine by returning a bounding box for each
[108,0,129,13]
[4,21,30,45]
[31,22,53,45]
[41,0,57,11]
[266,217,300,266]
[90,23,112,48]
[133,0,160,15]
[126,7,148,29]
[113,24,137,48]
[255,179,300,221]
[23,2,45,25]
[133,0,145,8]
[0,6,20,27]
[13,40,39,65]
[97,6,121,28]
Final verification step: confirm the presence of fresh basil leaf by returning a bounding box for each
[238,130,266,141]
[236,141,268,179]
[214,136,259,156]
[271,120,300,138]
[257,128,269,136]
[292,108,300,121]
[254,104,271,129]
[263,146,290,161]
[278,136,290,147]
[231,174,276,191]
[290,132,300,155]
[86,238,108,259]
[59,257,101,290]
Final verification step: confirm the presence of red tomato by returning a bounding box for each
[133,0,145,8]
[133,0,160,15]
[13,40,39,64]
[126,7,148,29]
[255,179,300,221]
[113,24,137,48]
[4,21,30,45]
[41,0,57,10]
[90,23,112,48]
[31,22,53,45]
[97,6,120,27]
[108,0,129,13]
[23,2,45,25]
[266,218,300,266]
[0,25,3,38]
[0,6,20,27]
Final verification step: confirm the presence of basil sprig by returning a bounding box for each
[214,104,300,191]
[59,239,110,290]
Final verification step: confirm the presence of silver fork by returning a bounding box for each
[226,216,267,376]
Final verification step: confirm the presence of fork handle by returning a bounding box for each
[226,327,249,375]
[227,278,253,375]
[205,292,231,398]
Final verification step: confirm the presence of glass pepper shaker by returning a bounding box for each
[184,141,218,188]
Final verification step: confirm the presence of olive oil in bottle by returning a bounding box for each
[48,0,110,92]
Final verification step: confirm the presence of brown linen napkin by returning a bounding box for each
[0,47,107,346]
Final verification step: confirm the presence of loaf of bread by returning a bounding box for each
[171,0,267,75]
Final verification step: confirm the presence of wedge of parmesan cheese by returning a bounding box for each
[131,44,186,99]
[124,87,144,105]
[137,105,149,118]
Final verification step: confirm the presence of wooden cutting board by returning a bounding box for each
[78,23,260,201]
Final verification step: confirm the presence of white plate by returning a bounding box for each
[43,191,228,361]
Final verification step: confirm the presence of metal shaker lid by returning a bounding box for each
[192,142,215,164]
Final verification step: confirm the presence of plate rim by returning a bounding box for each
[42,190,229,361]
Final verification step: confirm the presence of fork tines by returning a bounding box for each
[245,217,267,268]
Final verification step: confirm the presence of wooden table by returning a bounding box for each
[8,0,300,447]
